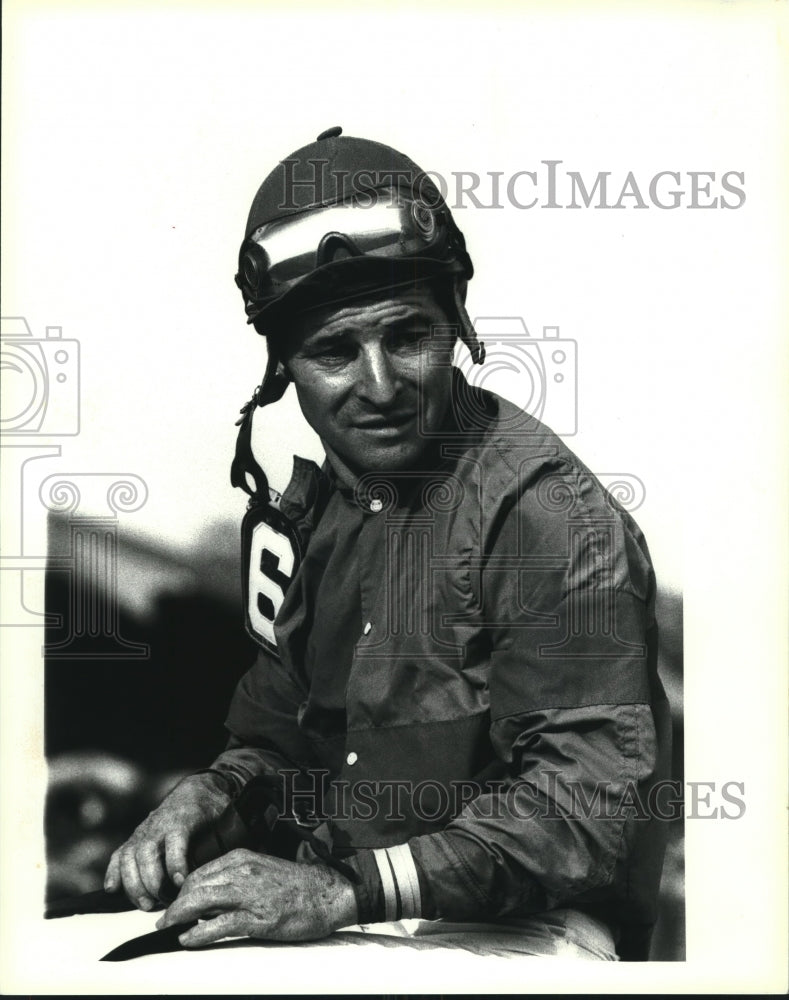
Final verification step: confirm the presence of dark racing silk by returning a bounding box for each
[219,371,672,960]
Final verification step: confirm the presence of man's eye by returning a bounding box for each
[389,327,427,351]
[307,344,355,363]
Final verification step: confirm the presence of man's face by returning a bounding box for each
[280,285,457,477]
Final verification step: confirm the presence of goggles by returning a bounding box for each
[236,188,461,319]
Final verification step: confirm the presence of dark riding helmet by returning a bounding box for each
[235,127,484,407]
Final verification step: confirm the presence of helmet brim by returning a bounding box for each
[248,254,468,331]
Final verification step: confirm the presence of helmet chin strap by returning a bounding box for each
[256,347,291,407]
[230,349,289,500]
[453,283,486,365]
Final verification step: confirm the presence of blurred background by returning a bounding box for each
[7,0,785,971]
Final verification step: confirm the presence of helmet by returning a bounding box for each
[235,127,485,407]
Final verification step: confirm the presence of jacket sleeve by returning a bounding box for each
[203,645,314,796]
[354,460,668,931]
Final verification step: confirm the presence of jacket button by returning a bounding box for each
[346,751,358,765]
[370,498,383,513]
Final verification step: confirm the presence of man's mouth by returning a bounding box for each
[353,412,416,431]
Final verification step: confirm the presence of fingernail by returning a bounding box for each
[173,872,184,887]
[138,897,152,911]
[155,917,164,929]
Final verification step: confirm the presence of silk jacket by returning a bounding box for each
[213,372,671,960]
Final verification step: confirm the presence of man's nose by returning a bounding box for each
[357,346,401,407]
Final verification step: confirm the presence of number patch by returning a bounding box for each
[241,504,301,653]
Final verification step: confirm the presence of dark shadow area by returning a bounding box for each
[45,585,255,771]
[44,515,257,772]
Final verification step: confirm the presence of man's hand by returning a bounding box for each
[154,849,358,947]
[104,773,233,910]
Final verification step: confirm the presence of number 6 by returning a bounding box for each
[247,519,296,647]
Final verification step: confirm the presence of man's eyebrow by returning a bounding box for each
[298,329,352,350]
[378,307,433,325]
[301,308,435,346]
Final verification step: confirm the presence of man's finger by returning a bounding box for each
[179,911,247,949]
[104,848,122,891]
[136,840,168,902]
[118,845,157,911]
[157,883,239,929]
[164,830,189,888]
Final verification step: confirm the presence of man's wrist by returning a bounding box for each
[187,767,241,799]
[329,874,360,931]
[344,845,423,924]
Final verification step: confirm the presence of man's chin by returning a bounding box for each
[334,438,433,478]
